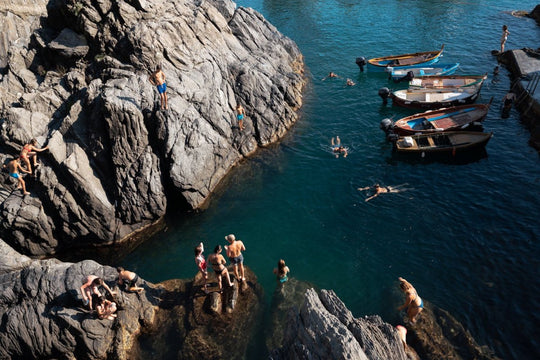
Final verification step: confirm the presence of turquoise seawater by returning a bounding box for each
[123,1,540,358]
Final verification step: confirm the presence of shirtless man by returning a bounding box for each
[80,275,116,310]
[20,139,49,174]
[358,183,410,202]
[149,65,168,110]
[224,234,246,282]
[117,267,144,293]
[5,158,31,195]
[331,136,348,158]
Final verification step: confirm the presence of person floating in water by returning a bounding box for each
[273,259,290,283]
[502,91,516,111]
[149,65,168,110]
[358,183,410,202]
[321,72,340,81]
[5,158,31,195]
[500,25,510,53]
[116,267,144,293]
[236,104,246,131]
[20,138,49,174]
[194,242,209,293]
[331,136,348,158]
[397,277,424,323]
[346,78,356,86]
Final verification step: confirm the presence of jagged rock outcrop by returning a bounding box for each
[0,238,264,359]
[0,0,305,256]
[530,4,540,24]
[270,288,411,360]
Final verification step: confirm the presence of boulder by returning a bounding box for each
[529,5,540,24]
[0,0,306,257]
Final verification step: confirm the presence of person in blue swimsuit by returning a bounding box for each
[397,277,424,323]
[236,104,246,131]
[149,65,168,110]
[5,158,31,195]
[273,259,290,283]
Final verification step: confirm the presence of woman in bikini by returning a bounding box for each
[20,139,49,174]
[273,259,290,283]
[397,277,424,323]
[96,296,117,320]
[194,242,209,293]
[207,245,233,291]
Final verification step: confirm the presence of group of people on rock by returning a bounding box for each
[3,139,49,195]
[79,267,144,320]
[194,233,290,294]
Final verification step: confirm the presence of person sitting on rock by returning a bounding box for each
[20,138,49,174]
[80,275,116,310]
[117,267,144,293]
[96,296,117,320]
[207,245,233,292]
[4,158,31,195]
[397,277,424,323]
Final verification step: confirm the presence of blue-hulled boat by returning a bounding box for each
[367,45,444,72]
[386,63,459,82]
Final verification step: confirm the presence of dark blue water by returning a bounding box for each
[123,1,540,358]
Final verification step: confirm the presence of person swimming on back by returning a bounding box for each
[331,136,348,158]
[358,183,411,202]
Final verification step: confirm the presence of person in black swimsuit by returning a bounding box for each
[207,245,233,291]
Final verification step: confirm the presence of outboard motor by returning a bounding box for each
[378,87,390,105]
[380,118,394,133]
[395,70,415,83]
[356,57,367,72]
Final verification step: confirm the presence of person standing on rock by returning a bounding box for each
[208,245,233,292]
[194,242,209,294]
[80,275,116,310]
[4,158,31,195]
[19,138,49,175]
[500,25,510,53]
[149,65,168,110]
[397,277,424,323]
[116,267,144,293]
[236,104,246,131]
[224,234,246,282]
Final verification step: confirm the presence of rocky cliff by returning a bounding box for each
[0,0,305,257]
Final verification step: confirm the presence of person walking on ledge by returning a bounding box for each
[397,277,424,323]
[149,65,168,110]
[225,234,246,282]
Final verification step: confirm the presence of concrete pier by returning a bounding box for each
[500,48,540,150]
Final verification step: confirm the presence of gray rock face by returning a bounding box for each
[271,288,408,360]
[0,0,305,256]
[0,239,157,360]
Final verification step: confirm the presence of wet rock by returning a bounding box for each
[529,5,540,24]
[0,0,306,257]
[404,300,501,360]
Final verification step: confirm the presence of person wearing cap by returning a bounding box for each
[224,234,246,282]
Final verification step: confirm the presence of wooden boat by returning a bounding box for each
[389,103,491,136]
[367,45,444,72]
[409,74,487,89]
[393,131,493,155]
[389,83,483,110]
[387,63,459,82]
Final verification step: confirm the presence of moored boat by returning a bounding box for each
[381,103,491,136]
[393,131,493,155]
[367,45,444,72]
[387,63,459,82]
[409,74,488,89]
[388,84,483,110]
